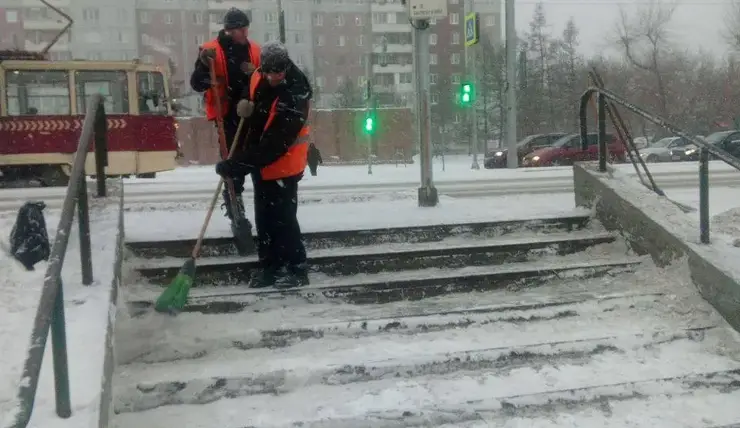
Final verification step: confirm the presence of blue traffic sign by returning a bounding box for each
[464,12,479,46]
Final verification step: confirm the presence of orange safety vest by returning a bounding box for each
[249,70,310,181]
[200,39,261,121]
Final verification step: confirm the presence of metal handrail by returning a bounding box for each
[579,86,740,244]
[8,93,108,427]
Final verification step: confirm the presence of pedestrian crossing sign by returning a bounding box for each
[465,12,479,47]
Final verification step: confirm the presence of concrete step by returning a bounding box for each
[119,276,671,365]
[127,255,641,307]
[124,213,593,258]
[130,231,618,285]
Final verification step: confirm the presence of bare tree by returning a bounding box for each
[615,0,676,120]
[723,0,740,52]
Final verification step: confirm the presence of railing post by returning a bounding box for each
[77,174,93,285]
[699,147,710,244]
[50,275,71,418]
[578,89,596,152]
[94,102,108,198]
[597,92,607,172]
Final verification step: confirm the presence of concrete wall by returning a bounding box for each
[573,162,740,332]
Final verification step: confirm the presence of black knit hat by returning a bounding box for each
[260,41,290,73]
[223,8,249,30]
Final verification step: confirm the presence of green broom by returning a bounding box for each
[155,118,246,314]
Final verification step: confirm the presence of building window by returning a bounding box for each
[399,73,411,84]
[195,35,205,46]
[6,10,18,23]
[451,32,460,45]
[87,52,102,60]
[265,32,273,42]
[337,35,345,46]
[430,18,437,25]
[193,12,203,24]
[357,35,363,46]
[294,12,303,23]
[431,92,439,104]
[372,13,387,24]
[83,8,99,22]
[313,13,323,26]
[454,113,461,123]
[334,14,344,26]
[265,12,278,23]
[142,54,154,63]
[451,73,461,84]
[358,76,366,87]
[116,31,126,43]
[355,15,363,26]
[316,76,325,88]
[140,11,150,24]
[450,13,459,25]
[430,53,437,65]
[430,73,437,84]
[165,34,174,45]
[451,53,461,64]
[486,15,496,26]
[315,35,325,46]
[164,13,173,24]
[296,54,304,66]
[6,70,71,116]
[294,33,304,44]
[429,33,437,45]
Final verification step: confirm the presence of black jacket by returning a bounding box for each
[190,31,256,115]
[232,61,313,170]
[307,143,322,166]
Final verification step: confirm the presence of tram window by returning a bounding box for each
[5,69,70,116]
[137,71,168,115]
[75,71,129,114]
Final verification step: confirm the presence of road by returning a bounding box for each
[0,162,736,211]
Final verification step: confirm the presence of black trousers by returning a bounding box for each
[309,165,317,176]
[221,114,247,195]
[251,173,307,270]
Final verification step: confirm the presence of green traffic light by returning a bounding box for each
[461,83,474,105]
[462,93,470,103]
[364,117,374,133]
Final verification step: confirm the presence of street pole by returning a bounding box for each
[505,0,518,168]
[277,0,286,43]
[465,0,479,169]
[365,0,374,175]
[413,19,438,206]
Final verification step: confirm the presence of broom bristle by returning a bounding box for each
[154,258,196,313]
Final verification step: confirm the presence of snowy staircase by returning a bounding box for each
[112,213,740,427]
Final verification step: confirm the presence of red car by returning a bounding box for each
[521,133,626,167]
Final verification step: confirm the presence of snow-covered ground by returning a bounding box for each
[0,198,120,428]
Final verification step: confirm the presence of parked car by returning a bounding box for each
[683,130,740,161]
[484,133,567,168]
[639,136,694,162]
[522,133,627,167]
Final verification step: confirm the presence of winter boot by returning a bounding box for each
[275,264,310,289]
[248,266,281,288]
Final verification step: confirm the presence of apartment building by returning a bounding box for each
[0,0,502,119]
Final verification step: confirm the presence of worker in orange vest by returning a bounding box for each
[215,41,312,289]
[189,7,261,221]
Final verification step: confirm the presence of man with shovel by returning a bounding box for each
[216,41,312,288]
[190,8,260,254]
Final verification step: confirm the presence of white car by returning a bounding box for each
[639,137,694,162]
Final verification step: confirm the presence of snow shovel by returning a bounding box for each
[208,59,255,256]
[154,118,249,314]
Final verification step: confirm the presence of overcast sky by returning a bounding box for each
[511,0,732,58]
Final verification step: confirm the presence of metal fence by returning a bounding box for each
[579,85,740,245]
[8,93,108,428]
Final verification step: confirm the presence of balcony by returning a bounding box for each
[207,0,250,10]
[372,23,410,33]
[373,44,412,53]
[25,40,69,52]
[373,63,411,74]
[23,19,67,30]
[21,0,69,6]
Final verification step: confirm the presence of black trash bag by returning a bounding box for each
[10,201,51,271]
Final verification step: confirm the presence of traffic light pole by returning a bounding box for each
[412,19,438,207]
[465,0,479,169]
[505,0,518,168]
[364,0,374,175]
[277,0,286,43]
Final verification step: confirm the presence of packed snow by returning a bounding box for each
[0,197,120,428]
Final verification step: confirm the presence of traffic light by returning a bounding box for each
[363,112,376,134]
[460,82,474,106]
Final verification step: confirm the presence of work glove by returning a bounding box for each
[236,99,255,118]
[199,48,216,66]
[216,159,252,178]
